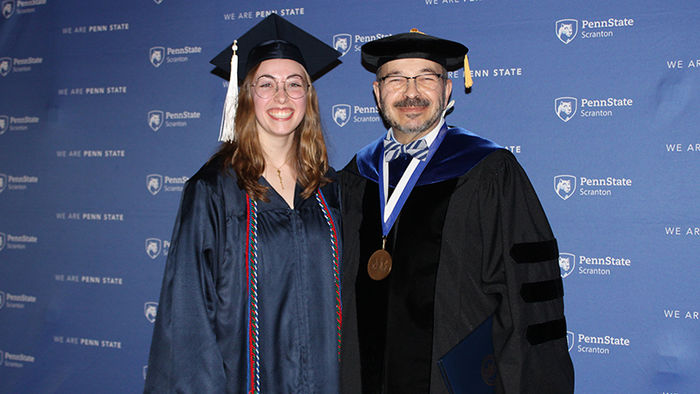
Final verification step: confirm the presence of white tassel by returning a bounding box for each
[218,40,238,142]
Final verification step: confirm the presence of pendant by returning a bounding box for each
[368,249,392,280]
[367,237,392,280]
[276,169,284,190]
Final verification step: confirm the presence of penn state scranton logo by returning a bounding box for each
[566,331,575,351]
[0,174,7,193]
[0,290,5,309]
[332,104,351,127]
[556,19,578,44]
[148,110,164,132]
[554,175,577,200]
[149,47,165,68]
[555,97,577,122]
[1,0,14,19]
[332,34,352,57]
[0,57,11,77]
[0,115,8,134]
[146,174,163,195]
[144,302,158,323]
[559,253,576,278]
[146,238,162,259]
[0,232,6,251]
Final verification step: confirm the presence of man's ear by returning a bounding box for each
[373,80,382,111]
[444,78,453,103]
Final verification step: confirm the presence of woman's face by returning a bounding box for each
[251,58,308,140]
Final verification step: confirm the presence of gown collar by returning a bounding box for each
[356,125,502,186]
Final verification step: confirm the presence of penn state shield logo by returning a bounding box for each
[145,238,162,259]
[0,115,8,134]
[144,302,158,323]
[1,0,14,19]
[332,34,352,57]
[559,253,576,278]
[555,97,577,122]
[566,331,575,351]
[146,174,163,195]
[0,174,7,193]
[149,47,165,68]
[0,232,5,251]
[148,110,164,132]
[555,19,578,44]
[0,57,11,77]
[153,0,164,4]
[332,104,351,127]
[0,290,5,309]
[554,175,577,200]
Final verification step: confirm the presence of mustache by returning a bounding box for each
[393,97,430,108]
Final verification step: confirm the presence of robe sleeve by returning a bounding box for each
[144,177,229,393]
[479,151,575,393]
[338,160,365,394]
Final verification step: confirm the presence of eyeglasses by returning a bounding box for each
[379,72,445,92]
[251,75,309,99]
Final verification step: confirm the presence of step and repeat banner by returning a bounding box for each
[1,1,698,392]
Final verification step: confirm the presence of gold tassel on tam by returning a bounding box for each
[464,54,473,89]
[218,40,238,143]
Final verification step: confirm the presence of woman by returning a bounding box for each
[145,14,342,393]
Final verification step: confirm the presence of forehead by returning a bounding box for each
[254,58,306,78]
[378,58,444,75]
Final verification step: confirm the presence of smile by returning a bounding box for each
[267,108,294,121]
[397,106,426,112]
[396,106,428,118]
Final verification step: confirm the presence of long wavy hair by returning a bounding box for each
[212,62,330,201]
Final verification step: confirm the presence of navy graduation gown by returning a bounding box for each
[340,126,574,393]
[145,157,341,393]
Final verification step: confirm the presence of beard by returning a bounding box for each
[380,93,446,136]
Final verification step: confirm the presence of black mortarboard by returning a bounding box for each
[210,13,341,82]
[210,14,340,142]
[361,29,472,88]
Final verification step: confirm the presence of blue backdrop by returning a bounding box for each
[1,1,698,392]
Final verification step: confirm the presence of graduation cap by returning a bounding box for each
[361,29,473,89]
[210,14,341,142]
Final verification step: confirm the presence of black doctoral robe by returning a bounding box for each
[340,126,574,393]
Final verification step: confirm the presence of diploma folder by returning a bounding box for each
[437,316,498,393]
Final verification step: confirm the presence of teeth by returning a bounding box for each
[268,109,293,119]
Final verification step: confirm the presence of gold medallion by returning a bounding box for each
[367,249,392,281]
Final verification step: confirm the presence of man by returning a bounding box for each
[340,30,574,393]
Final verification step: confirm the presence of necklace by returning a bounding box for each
[267,155,291,190]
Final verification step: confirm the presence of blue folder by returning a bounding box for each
[437,316,499,393]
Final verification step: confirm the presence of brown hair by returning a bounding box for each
[212,63,330,201]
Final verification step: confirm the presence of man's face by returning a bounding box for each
[373,58,452,142]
